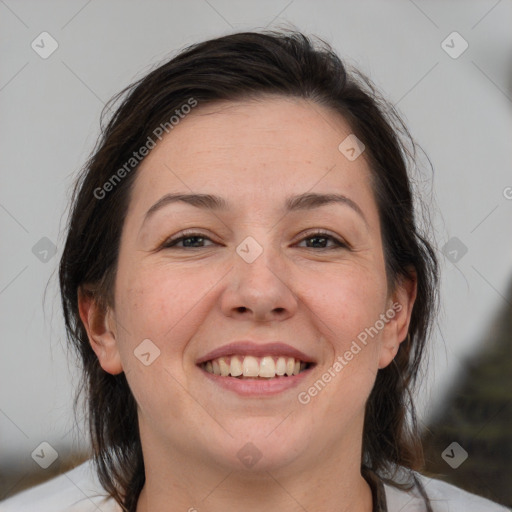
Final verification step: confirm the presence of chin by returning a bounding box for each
[200,417,312,473]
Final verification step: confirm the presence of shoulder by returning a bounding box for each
[0,460,120,512]
[383,470,510,512]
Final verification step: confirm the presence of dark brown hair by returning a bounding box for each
[59,30,438,511]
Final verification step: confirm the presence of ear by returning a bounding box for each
[378,271,417,369]
[78,287,123,375]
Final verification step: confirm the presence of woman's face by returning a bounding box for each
[84,97,414,474]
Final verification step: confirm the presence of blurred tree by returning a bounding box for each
[422,277,512,507]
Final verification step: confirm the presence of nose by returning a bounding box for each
[220,242,298,323]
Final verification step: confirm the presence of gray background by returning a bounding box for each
[1,0,511,495]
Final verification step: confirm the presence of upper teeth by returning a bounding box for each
[201,356,307,378]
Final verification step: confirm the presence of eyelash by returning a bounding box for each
[161,229,349,251]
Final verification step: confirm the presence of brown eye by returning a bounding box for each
[297,231,348,250]
[162,233,215,249]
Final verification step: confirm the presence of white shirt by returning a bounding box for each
[0,460,509,511]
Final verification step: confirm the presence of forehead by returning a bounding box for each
[131,96,375,214]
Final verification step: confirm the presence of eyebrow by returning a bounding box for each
[143,192,367,225]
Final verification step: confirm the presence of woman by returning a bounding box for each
[1,30,508,512]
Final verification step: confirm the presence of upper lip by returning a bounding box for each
[196,341,317,365]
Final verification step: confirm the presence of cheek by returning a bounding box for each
[302,266,387,408]
[311,265,388,343]
[111,267,213,425]
[113,263,218,362]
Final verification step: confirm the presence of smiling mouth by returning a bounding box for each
[199,355,313,379]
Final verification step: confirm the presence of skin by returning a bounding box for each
[79,96,416,512]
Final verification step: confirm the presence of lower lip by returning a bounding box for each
[199,367,313,396]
